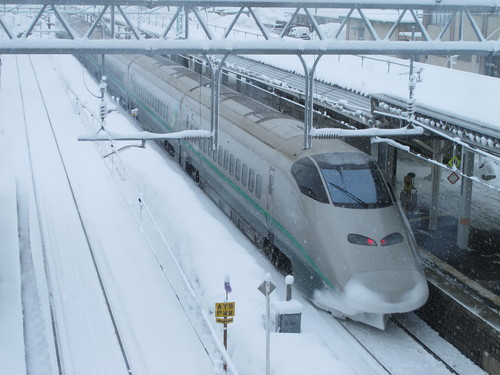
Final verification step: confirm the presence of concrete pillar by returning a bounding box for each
[236,74,241,92]
[194,59,202,74]
[221,69,228,85]
[429,140,444,231]
[371,141,380,162]
[377,143,397,188]
[457,150,474,249]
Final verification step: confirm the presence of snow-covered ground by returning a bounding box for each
[0,53,489,375]
[0,49,492,375]
[0,7,497,375]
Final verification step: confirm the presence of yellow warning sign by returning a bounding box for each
[215,302,236,318]
[216,317,234,324]
[448,156,461,168]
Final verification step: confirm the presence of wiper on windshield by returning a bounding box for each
[328,182,369,208]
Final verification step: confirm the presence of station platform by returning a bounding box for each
[408,212,500,374]
[410,213,499,295]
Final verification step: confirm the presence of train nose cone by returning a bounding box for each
[343,270,429,314]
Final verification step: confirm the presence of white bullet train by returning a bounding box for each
[78,52,428,328]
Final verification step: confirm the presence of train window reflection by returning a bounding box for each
[224,150,229,170]
[255,174,262,199]
[291,157,329,204]
[229,154,235,175]
[218,147,224,166]
[235,159,242,181]
[248,169,255,192]
[313,153,393,209]
[242,164,248,186]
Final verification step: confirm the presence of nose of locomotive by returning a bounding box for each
[343,270,429,314]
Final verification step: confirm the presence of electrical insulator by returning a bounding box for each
[99,76,108,96]
[100,101,107,120]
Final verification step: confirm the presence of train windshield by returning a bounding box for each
[312,153,394,209]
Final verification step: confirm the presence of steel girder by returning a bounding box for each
[0,1,499,55]
[0,1,498,9]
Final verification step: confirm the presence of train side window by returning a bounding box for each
[255,174,262,198]
[208,145,213,158]
[242,164,248,187]
[291,157,329,204]
[248,169,255,193]
[223,150,229,170]
[203,140,208,154]
[229,154,235,176]
[235,159,242,181]
[218,147,224,166]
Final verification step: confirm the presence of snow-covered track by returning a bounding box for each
[332,313,482,375]
[17,55,133,375]
[391,316,459,375]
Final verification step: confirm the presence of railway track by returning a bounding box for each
[23,52,238,375]
[17,55,133,375]
[391,316,459,375]
[334,313,470,375]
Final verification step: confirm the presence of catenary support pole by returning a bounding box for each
[299,54,322,149]
[206,53,229,151]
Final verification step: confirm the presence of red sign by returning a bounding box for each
[447,172,460,185]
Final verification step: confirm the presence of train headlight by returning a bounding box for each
[380,233,404,246]
[348,234,377,246]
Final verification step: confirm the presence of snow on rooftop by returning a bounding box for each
[244,51,500,132]
[295,8,419,23]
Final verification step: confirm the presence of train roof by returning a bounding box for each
[131,54,306,157]
[219,93,305,156]
[134,54,359,159]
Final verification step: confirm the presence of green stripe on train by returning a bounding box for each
[92,56,337,292]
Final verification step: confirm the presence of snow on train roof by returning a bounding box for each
[147,54,309,156]
[219,91,306,155]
